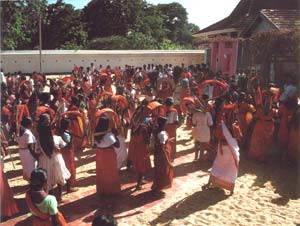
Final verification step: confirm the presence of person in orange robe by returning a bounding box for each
[129,120,152,190]
[67,96,85,153]
[0,162,19,219]
[277,103,292,152]
[94,116,121,195]
[36,92,55,121]
[287,109,300,163]
[57,118,77,193]
[151,116,174,194]
[248,107,274,162]
[236,92,254,148]
[164,97,179,161]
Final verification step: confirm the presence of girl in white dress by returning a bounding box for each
[192,98,213,161]
[37,114,70,201]
[17,117,38,181]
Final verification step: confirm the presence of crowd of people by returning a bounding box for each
[0,62,299,225]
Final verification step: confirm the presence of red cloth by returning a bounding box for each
[165,106,178,160]
[287,117,300,162]
[0,165,19,217]
[61,146,76,185]
[95,148,121,195]
[25,192,66,226]
[62,111,85,151]
[248,109,274,162]
[128,125,151,174]
[277,104,291,150]
[165,124,177,161]
[152,137,174,191]
[36,106,55,120]
[236,102,252,146]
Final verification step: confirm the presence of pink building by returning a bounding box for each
[194,0,300,78]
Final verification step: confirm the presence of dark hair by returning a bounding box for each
[94,116,110,142]
[37,114,54,158]
[165,97,174,106]
[59,117,70,132]
[92,215,117,226]
[71,96,80,107]
[21,116,32,128]
[30,168,47,190]
[20,116,33,136]
[157,116,167,132]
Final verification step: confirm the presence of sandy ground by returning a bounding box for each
[1,123,300,226]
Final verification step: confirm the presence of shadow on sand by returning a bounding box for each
[149,188,228,226]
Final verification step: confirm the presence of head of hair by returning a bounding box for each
[37,114,54,158]
[165,97,174,106]
[94,116,110,142]
[60,117,70,132]
[30,168,47,191]
[92,215,117,226]
[157,116,167,131]
[71,96,80,107]
[21,116,32,131]
[39,92,51,104]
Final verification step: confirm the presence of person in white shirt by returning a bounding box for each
[192,96,213,161]
[0,68,6,85]
[17,117,38,181]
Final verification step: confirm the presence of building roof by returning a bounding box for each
[195,0,300,35]
[260,9,300,30]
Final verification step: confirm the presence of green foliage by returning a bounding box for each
[43,0,87,49]
[86,36,130,50]
[188,23,200,34]
[83,0,145,39]
[156,2,192,45]
[2,0,197,50]
[127,31,157,49]
[1,0,47,50]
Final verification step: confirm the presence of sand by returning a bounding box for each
[1,123,300,226]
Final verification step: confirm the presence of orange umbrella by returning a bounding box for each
[93,108,121,133]
[60,76,76,85]
[180,97,196,114]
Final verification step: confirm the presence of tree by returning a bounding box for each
[134,4,168,44]
[1,0,47,50]
[43,0,87,49]
[83,0,145,39]
[156,2,192,44]
[188,23,200,34]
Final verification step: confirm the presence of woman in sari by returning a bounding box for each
[151,116,174,195]
[203,99,240,195]
[26,168,67,226]
[94,116,121,195]
[37,114,70,201]
[248,106,274,163]
[57,118,78,193]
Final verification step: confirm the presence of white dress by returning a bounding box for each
[17,128,37,181]
[114,135,127,170]
[38,135,71,190]
[192,111,213,142]
[210,122,240,191]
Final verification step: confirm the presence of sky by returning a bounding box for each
[47,0,240,30]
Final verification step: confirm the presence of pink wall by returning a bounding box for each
[210,40,238,76]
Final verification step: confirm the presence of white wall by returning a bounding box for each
[0,50,205,74]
